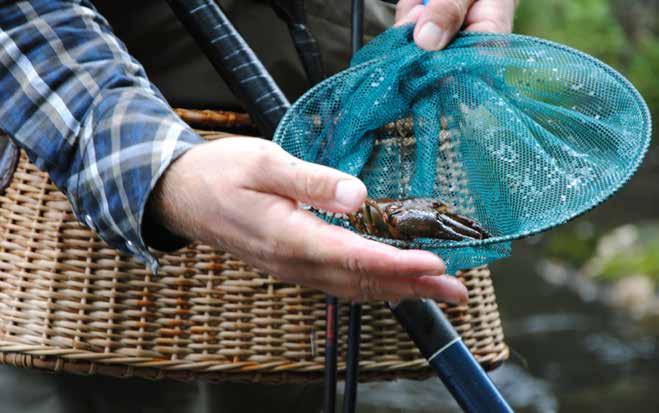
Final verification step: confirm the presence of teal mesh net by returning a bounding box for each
[273,25,652,273]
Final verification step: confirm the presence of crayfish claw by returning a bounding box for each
[444,212,491,239]
[438,214,487,240]
[345,197,491,242]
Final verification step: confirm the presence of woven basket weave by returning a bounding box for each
[0,110,508,383]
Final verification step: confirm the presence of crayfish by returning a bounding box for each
[347,198,490,241]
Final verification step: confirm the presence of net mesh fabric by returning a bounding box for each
[274,25,652,273]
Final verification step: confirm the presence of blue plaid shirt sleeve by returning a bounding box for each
[0,1,204,274]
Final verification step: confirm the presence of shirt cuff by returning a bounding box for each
[69,90,204,275]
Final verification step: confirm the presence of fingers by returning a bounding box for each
[267,207,446,276]
[395,0,423,24]
[464,0,517,33]
[354,274,467,303]
[318,271,468,303]
[270,251,467,303]
[249,145,367,213]
[394,4,425,27]
[414,0,475,50]
[396,0,517,49]
[312,222,446,277]
[255,207,467,302]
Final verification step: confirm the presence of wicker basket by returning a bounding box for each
[0,110,508,383]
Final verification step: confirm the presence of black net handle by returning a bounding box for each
[166,0,290,139]
[271,0,326,86]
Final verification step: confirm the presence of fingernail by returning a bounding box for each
[335,180,365,210]
[416,22,447,50]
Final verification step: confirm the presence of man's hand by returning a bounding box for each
[395,0,517,50]
[149,137,468,303]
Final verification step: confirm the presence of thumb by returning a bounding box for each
[252,146,367,213]
[414,0,475,50]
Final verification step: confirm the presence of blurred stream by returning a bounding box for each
[346,141,659,412]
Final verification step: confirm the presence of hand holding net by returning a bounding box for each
[275,25,651,273]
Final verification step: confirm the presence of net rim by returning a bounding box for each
[274,29,653,250]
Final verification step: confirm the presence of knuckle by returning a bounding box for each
[388,253,405,278]
[303,170,321,200]
[250,144,275,169]
[247,235,292,265]
[395,0,416,19]
[435,0,467,28]
[357,275,383,302]
[297,167,333,202]
[492,19,512,33]
[261,253,293,279]
[344,254,366,274]
[268,236,298,262]
[409,282,423,300]
[478,18,512,34]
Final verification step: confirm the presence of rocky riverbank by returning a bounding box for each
[539,223,659,322]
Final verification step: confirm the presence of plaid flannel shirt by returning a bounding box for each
[0,0,204,274]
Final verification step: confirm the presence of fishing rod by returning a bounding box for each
[324,294,339,413]
[342,1,365,413]
[268,5,339,410]
[268,4,340,412]
[165,0,289,139]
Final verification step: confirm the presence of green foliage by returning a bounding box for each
[544,222,600,266]
[627,37,659,121]
[515,0,627,66]
[578,223,659,282]
[515,0,658,130]
[597,239,659,281]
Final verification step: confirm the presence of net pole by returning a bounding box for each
[165,0,289,139]
[379,1,511,409]
[390,299,513,412]
[271,0,326,86]
[342,2,365,413]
